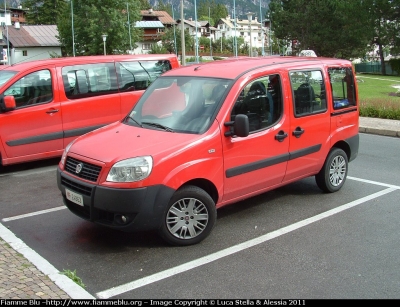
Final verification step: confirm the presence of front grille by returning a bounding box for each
[65,157,101,182]
[61,176,92,196]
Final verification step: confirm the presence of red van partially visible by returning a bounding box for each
[0,54,179,167]
[57,56,359,246]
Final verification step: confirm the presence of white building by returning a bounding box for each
[216,15,268,55]
[2,24,62,65]
[177,18,218,42]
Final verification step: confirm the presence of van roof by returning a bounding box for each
[164,56,351,79]
[0,54,178,72]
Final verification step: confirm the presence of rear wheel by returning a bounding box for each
[315,148,348,193]
[159,185,216,246]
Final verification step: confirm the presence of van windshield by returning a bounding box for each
[0,71,18,87]
[126,76,232,134]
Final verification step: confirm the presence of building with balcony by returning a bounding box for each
[133,9,176,54]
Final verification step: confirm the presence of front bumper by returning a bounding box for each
[57,167,175,232]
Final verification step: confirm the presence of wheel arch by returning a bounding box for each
[178,178,219,205]
[331,140,351,161]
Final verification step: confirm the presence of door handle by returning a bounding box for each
[46,109,59,114]
[292,126,305,138]
[275,130,288,142]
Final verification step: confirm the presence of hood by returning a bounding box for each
[69,121,205,165]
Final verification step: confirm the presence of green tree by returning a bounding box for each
[56,0,142,56]
[137,0,151,10]
[268,0,373,59]
[198,0,228,27]
[161,26,194,55]
[23,0,67,25]
[367,0,400,74]
[148,43,169,54]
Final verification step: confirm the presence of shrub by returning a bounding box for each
[359,98,400,120]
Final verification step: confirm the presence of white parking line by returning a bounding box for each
[0,166,57,178]
[2,206,66,222]
[2,177,398,224]
[1,176,399,299]
[96,186,398,299]
[348,176,400,189]
[0,222,95,299]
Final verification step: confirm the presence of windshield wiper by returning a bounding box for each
[126,115,142,127]
[142,122,174,132]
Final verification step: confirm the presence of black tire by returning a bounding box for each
[159,185,216,246]
[315,148,348,193]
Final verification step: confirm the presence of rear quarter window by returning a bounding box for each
[328,67,357,110]
[117,60,172,92]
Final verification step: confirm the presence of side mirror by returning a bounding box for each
[0,95,16,112]
[224,114,249,137]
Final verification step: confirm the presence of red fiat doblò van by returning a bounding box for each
[0,54,179,167]
[57,56,359,246]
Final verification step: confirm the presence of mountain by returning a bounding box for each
[7,0,23,8]
[148,0,271,21]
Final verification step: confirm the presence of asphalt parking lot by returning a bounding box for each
[1,131,400,299]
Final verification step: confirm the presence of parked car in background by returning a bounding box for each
[57,56,359,246]
[0,54,179,167]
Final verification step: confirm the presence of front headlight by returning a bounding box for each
[106,156,153,182]
[60,141,74,166]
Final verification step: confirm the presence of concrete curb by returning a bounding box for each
[359,117,400,138]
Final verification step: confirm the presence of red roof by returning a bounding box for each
[140,10,176,25]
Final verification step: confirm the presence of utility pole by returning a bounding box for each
[209,7,212,57]
[194,0,199,63]
[127,3,132,53]
[4,0,10,64]
[71,0,75,56]
[180,0,186,65]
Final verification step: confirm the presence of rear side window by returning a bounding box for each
[62,63,118,99]
[3,69,53,108]
[328,67,357,110]
[117,60,172,92]
[290,70,327,117]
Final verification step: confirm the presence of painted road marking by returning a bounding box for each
[2,177,399,224]
[1,176,399,299]
[2,206,66,222]
[96,180,399,298]
[0,165,57,178]
[0,222,95,299]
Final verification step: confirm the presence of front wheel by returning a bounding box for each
[159,185,216,246]
[315,148,348,193]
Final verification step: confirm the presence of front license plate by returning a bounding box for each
[66,188,84,207]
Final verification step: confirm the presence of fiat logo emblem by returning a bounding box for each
[75,163,83,174]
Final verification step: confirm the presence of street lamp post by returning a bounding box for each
[247,12,253,57]
[102,34,107,55]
